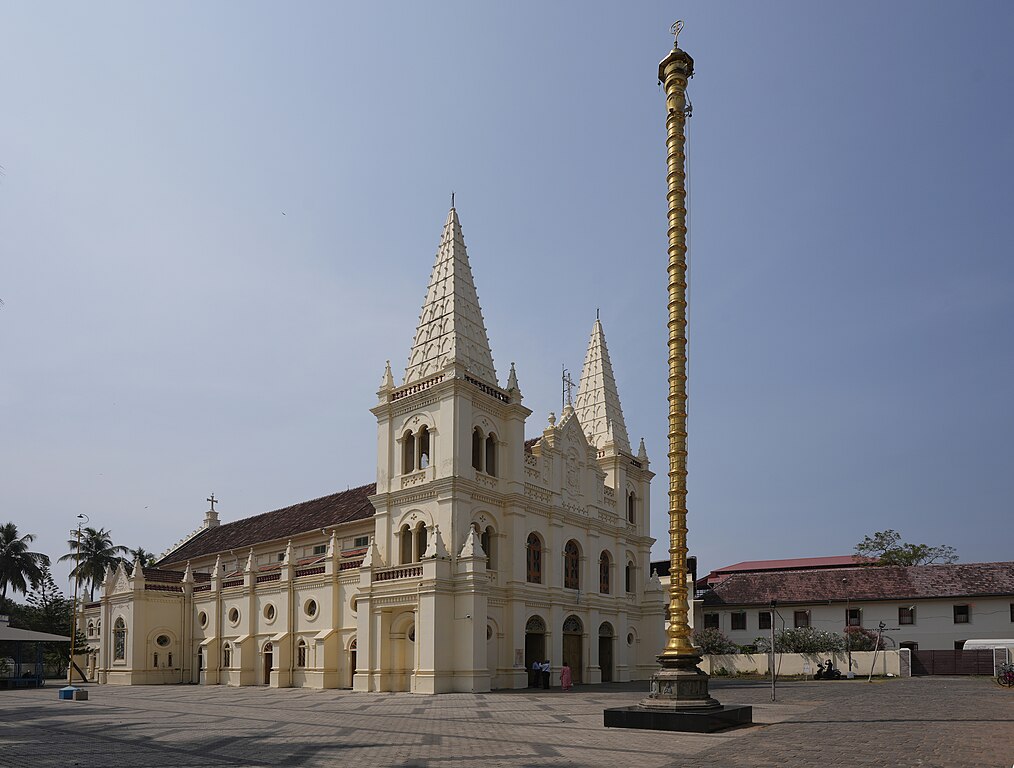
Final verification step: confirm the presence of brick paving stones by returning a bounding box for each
[0,677,1010,767]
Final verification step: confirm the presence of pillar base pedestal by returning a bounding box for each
[603,653,753,733]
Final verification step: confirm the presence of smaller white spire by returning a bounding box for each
[378,360,394,397]
[506,361,521,400]
[574,317,631,453]
[459,527,486,559]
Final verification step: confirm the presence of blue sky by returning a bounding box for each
[2,2,1012,589]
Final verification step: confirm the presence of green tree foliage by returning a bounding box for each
[691,628,740,655]
[0,522,50,611]
[854,529,957,566]
[125,547,157,568]
[755,627,846,654]
[844,625,879,652]
[58,527,129,601]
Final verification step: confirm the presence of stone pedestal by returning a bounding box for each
[604,654,753,733]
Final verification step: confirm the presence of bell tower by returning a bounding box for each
[365,205,530,692]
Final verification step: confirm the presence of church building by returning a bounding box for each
[80,207,665,692]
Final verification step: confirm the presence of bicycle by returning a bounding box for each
[996,661,1014,688]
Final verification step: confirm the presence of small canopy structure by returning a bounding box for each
[0,623,71,688]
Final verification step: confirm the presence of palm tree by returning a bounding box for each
[0,522,51,610]
[126,547,157,568]
[59,527,129,601]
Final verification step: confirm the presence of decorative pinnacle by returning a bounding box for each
[671,20,684,49]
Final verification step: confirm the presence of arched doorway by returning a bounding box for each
[598,622,614,683]
[263,642,273,685]
[562,615,583,684]
[348,638,357,688]
[524,615,546,687]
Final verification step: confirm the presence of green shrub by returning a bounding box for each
[755,627,846,654]
[692,628,740,655]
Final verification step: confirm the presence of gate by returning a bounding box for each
[910,650,994,676]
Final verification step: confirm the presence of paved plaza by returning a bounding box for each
[1,677,1011,767]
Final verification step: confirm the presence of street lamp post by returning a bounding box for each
[842,577,853,679]
[67,514,88,686]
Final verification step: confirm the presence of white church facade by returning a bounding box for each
[80,207,666,692]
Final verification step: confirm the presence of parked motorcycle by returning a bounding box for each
[814,659,842,680]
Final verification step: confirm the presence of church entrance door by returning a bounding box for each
[562,615,583,684]
[524,615,546,687]
[263,643,273,685]
[598,623,614,683]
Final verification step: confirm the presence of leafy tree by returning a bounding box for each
[58,527,129,601]
[691,628,740,655]
[125,547,157,568]
[855,529,958,566]
[755,627,846,654]
[0,522,50,611]
[844,625,879,652]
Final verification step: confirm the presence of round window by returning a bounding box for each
[228,607,240,625]
[264,604,276,621]
[198,611,208,628]
[305,599,317,618]
[155,634,171,647]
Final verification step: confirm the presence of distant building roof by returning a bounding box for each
[702,562,1014,607]
[0,624,71,643]
[701,555,866,586]
[158,484,376,568]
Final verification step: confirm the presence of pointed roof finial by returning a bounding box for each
[574,316,631,453]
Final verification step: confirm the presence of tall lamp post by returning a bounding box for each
[842,577,853,679]
[67,513,88,686]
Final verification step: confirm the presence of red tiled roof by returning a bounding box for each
[702,562,1014,607]
[158,484,377,568]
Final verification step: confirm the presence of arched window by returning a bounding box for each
[415,522,428,560]
[418,426,430,468]
[472,428,483,471]
[526,533,543,584]
[481,526,495,571]
[222,642,232,668]
[113,618,126,661]
[599,551,611,594]
[627,491,636,524]
[402,430,416,474]
[399,524,412,564]
[297,639,307,668]
[625,560,634,593]
[485,433,497,477]
[564,540,580,590]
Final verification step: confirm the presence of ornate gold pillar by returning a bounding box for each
[641,21,719,710]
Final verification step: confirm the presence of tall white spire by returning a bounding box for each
[403,207,497,386]
[574,317,631,454]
